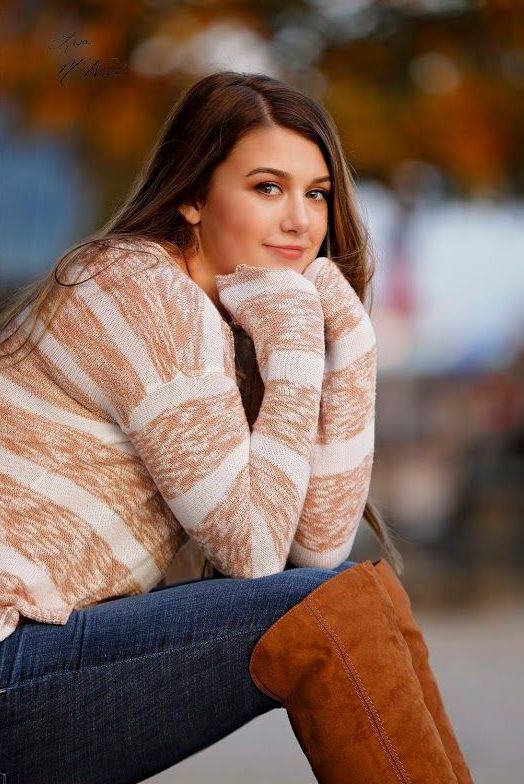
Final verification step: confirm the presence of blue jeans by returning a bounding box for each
[0,560,358,783]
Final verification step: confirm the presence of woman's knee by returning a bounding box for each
[252,560,359,628]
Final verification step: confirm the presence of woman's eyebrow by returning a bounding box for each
[245,167,331,184]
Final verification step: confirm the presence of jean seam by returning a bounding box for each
[0,626,269,693]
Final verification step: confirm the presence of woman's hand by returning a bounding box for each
[301,256,373,341]
[215,263,325,383]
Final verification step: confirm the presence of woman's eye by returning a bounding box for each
[309,189,330,201]
[255,182,330,201]
[255,182,281,196]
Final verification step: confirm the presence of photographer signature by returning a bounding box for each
[48,32,91,53]
[48,33,127,86]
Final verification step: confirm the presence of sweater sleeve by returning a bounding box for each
[287,257,377,569]
[60,247,326,579]
[130,263,326,578]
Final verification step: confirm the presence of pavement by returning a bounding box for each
[144,599,524,784]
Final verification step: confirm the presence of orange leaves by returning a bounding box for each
[1,0,522,195]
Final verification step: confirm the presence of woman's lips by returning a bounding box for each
[265,245,305,260]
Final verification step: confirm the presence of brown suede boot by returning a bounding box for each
[372,558,474,784]
[249,560,458,784]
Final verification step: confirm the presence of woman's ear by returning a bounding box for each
[178,202,201,225]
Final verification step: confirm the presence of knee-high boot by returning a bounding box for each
[372,558,474,783]
[248,560,458,784]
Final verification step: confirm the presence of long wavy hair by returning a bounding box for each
[0,70,404,575]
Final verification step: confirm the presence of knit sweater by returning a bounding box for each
[0,238,376,642]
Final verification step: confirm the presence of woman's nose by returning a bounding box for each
[281,195,310,233]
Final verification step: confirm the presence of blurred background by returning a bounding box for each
[1,0,523,781]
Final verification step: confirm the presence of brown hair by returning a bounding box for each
[0,70,404,575]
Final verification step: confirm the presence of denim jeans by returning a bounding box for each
[0,559,358,784]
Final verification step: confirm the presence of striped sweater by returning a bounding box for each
[0,238,376,642]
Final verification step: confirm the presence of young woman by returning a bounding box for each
[0,71,473,783]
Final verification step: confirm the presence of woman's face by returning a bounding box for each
[178,125,331,303]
